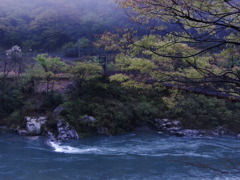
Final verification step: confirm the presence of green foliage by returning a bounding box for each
[165,93,240,131]
[132,96,165,123]
[109,74,129,82]
[109,53,158,89]
[33,54,66,92]
[91,99,134,133]
[62,78,167,135]
[2,110,24,128]
[0,89,23,119]
[41,92,64,112]
[33,54,65,74]
[115,0,240,95]
[0,86,25,127]
[0,0,129,50]
[100,31,240,95]
[78,37,91,49]
[61,42,78,50]
[68,62,103,89]
[94,28,137,53]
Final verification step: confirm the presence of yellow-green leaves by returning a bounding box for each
[33,53,66,92]
[33,54,65,74]
[109,74,129,82]
[69,62,103,85]
[115,54,156,73]
[94,28,136,54]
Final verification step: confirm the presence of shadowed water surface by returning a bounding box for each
[0,132,240,180]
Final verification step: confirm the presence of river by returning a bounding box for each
[0,132,240,180]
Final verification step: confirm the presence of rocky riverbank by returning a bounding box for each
[153,118,237,137]
[2,114,239,142]
[2,71,240,142]
[8,104,112,141]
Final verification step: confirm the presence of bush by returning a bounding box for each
[41,92,64,112]
[165,93,240,131]
[62,78,168,135]
[3,110,24,128]
[0,89,24,121]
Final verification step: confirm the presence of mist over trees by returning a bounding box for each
[0,0,130,51]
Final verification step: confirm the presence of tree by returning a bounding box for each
[95,28,137,54]
[6,45,23,75]
[114,0,240,95]
[117,0,240,53]
[68,62,103,91]
[33,54,66,92]
[0,45,23,91]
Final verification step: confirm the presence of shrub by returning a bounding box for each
[165,93,240,131]
[41,92,64,112]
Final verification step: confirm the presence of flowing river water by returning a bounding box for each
[0,132,240,180]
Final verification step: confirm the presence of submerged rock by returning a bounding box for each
[175,129,204,137]
[47,131,57,142]
[97,127,111,136]
[0,126,8,133]
[17,129,28,136]
[212,126,234,136]
[57,120,79,141]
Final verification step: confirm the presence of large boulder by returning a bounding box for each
[52,105,65,116]
[57,120,79,141]
[154,118,205,137]
[82,115,96,123]
[25,116,47,135]
[51,106,79,141]
[154,119,183,134]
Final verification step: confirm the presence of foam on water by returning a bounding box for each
[49,141,100,154]
[48,141,214,158]
[1,133,240,179]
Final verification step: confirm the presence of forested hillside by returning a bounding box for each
[0,0,129,51]
[1,0,240,137]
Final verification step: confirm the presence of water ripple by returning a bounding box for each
[1,133,240,180]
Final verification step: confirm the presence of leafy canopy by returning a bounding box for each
[112,0,240,95]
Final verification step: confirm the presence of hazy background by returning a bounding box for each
[0,0,130,52]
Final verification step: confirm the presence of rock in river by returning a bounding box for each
[57,120,79,141]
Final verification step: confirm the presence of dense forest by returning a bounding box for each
[1,0,240,137]
[0,0,132,52]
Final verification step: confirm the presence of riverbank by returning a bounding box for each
[1,118,240,143]
[1,76,240,140]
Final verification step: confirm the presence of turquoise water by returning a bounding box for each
[0,132,240,180]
